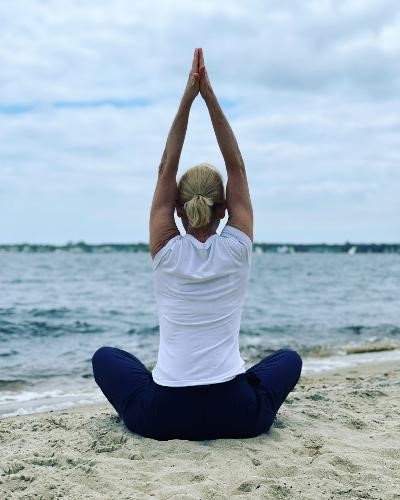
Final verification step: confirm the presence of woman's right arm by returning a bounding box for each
[199,48,253,241]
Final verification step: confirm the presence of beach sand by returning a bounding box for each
[1,361,399,500]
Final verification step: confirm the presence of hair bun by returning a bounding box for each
[178,163,225,228]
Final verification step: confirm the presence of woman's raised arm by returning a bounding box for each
[199,48,253,241]
[149,49,200,258]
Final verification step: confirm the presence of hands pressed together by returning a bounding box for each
[184,48,213,104]
[153,46,252,250]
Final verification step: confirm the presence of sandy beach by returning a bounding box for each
[1,360,399,500]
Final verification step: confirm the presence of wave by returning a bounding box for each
[345,343,399,354]
[30,307,71,318]
[0,308,16,317]
[302,348,400,374]
[0,379,32,391]
[338,324,400,337]
[0,386,104,418]
[126,325,159,336]
[0,319,103,340]
[0,349,18,357]
[241,323,400,339]
[240,339,400,364]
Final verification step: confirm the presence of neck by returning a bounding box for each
[186,225,217,242]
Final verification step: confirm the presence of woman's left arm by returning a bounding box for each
[149,49,200,258]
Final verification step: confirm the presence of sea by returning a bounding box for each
[1,252,399,417]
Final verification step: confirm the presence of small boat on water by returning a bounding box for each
[276,245,295,254]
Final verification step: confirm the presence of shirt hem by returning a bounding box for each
[152,366,246,387]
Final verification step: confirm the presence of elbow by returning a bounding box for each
[158,157,168,176]
[226,159,246,175]
[224,152,245,173]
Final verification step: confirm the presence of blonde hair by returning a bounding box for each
[177,163,224,228]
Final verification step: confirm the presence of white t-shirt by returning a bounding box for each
[151,224,252,387]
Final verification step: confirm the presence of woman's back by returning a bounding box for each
[152,225,252,386]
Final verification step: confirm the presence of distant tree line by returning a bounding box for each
[252,243,400,254]
[0,242,399,253]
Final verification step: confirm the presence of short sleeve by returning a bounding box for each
[219,225,253,264]
[152,235,181,270]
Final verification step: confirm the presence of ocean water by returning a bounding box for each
[1,252,399,417]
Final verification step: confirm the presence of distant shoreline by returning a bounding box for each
[1,242,399,254]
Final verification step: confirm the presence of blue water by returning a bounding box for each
[1,252,399,416]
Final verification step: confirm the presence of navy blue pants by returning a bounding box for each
[92,347,302,441]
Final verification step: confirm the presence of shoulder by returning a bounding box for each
[220,224,252,245]
[152,234,182,270]
[219,224,253,263]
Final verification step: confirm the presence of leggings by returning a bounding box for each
[92,347,302,441]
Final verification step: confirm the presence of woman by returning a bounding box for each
[92,48,302,441]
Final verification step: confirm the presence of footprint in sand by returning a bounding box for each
[2,461,25,475]
[268,483,292,498]
[235,480,262,493]
[346,417,366,430]
[161,471,206,484]
[190,474,206,482]
[90,428,128,453]
[64,456,97,474]
[350,389,387,399]
[16,473,35,483]
[31,456,58,467]
[303,435,325,457]
[305,393,329,402]
[330,455,361,472]
[46,416,70,430]
[273,418,287,429]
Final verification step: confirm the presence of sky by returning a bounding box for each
[1,0,399,244]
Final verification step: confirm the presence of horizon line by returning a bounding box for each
[1,241,399,247]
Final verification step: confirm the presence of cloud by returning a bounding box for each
[0,0,399,243]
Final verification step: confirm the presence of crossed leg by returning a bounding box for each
[91,346,152,417]
[246,349,302,425]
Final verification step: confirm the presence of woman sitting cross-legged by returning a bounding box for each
[92,48,302,441]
